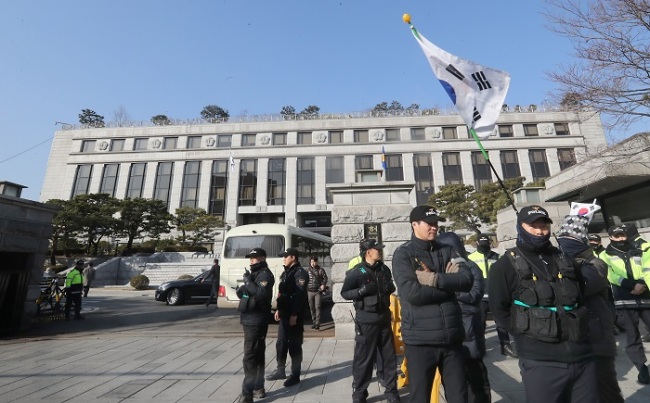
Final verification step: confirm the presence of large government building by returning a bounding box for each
[41,107,608,238]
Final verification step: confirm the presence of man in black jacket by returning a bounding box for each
[237,248,275,403]
[341,239,401,403]
[266,247,309,387]
[488,206,598,402]
[392,205,473,403]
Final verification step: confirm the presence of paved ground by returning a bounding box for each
[1,288,649,402]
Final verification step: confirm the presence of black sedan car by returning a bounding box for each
[155,271,217,305]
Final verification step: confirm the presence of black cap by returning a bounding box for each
[75,260,85,265]
[608,226,626,237]
[360,239,385,252]
[245,248,267,258]
[517,205,553,224]
[409,205,446,223]
[587,234,601,242]
[477,234,490,243]
[278,247,299,258]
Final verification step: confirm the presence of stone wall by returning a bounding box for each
[328,183,415,339]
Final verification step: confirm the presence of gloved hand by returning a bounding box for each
[243,271,251,285]
[445,261,461,273]
[358,282,377,297]
[416,270,438,287]
[236,286,245,298]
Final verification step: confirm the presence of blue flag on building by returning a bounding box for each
[381,146,387,170]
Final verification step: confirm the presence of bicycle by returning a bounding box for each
[35,278,66,315]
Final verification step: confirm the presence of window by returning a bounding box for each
[208,160,228,219]
[242,133,256,146]
[500,150,521,179]
[354,130,369,143]
[187,136,202,149]
[81,140,96,153]
[163,137,177,150]
[238,159,257,206]
[180,161,201,208]
[297,132,312,145]
[126,163,146,198]
[386,128,400,142]
[326,156,344,203]
[558,148,577,170]
[529,149,550,181]
[385,154,404,181]
[442,127,457,140]
[355,155,373,170]
[414,154,434,205]
[442,152,463,185]
[99,164,119,197]
[411,127,426,140]
[217,135,232,148]
[273,132,287,145]
[498,125,514,138]
[133,138,148,151]
[71,165,93,197]
[471,151,492,191]
[268,158,286,205]
[523,124,539,137]
[297,157,315,204]
[555,123,570,136]
[329,131,343,144]
[153,162,174,207]
[110,139,125,151]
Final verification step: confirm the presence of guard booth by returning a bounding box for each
[0,190,58,335]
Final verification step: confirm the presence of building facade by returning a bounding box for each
[41,108,607,238]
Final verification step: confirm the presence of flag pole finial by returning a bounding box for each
[402,13,411,24]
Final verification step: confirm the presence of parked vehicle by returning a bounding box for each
[154,271,215,306]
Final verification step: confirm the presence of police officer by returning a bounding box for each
[341,239,401,403]
[266,247,308,387]
[392,205,473,403]
[64,260,85,320]
[587,233,606,257]
[488,206,597,402]
[468,233,517,358]
[237,248,275,403]
[600,225,650,384]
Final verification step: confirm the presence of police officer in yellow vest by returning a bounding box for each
[468,234,517,358]
[65,260,85,320]
[600,225,650,384]
[587,234,606,257]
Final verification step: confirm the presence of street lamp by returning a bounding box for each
[114,239,121,257]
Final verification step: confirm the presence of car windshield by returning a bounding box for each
[223,235,285,258]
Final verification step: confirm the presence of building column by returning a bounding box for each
[197,160,212,211]
[460,151,474,188]
[225,160,240,227]
[284,158,297,226]
[169,161,185,213]
[518,149,534,183]
[89,164,103,194]
[314,156,327,205]
[547,148,561,177]
[142,162,157,199]
[432,151,445,192]
[256,158,269,207]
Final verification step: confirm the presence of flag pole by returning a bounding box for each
[469,128,518,214]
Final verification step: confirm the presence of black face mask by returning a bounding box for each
[517,224,551,251]
[477,241,491,254]
[610,240,630,251]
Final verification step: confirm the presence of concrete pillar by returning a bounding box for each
[328,182,415,340]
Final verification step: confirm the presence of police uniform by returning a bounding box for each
[341,240,400,403]
[489,206,597,402]
[267,248,308,385]
[600,225,650,384]
[238,248,275,402]
[65,260,85,320]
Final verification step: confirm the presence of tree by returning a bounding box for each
[112,105,131,127]
[201,105,229,123]
[67,194,120,254]
[116,198,172,252]
[372,100,407,116]
[46,199,78,264]
[544,0,650,129]
[471,177,525,225]
[172,207,205,244]
[405,103,420,114]
[78,109,105,128]
[428,184,482,234]
[299,105,320,118]
[151,114,171,125]
[183,213,223,246]
[280,105,296,120]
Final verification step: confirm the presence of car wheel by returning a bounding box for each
[166,288,184,305]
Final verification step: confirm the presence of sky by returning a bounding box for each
[1,1,646,201]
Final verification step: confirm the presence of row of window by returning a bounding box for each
[79,122,572,153]
[71,148,577,216]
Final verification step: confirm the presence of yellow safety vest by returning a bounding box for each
[601,251,650,287]
[65,269,83,289]
[348,255,362,270]
[468,250,498,279]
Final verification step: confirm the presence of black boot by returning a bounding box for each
[501,343,518,358]
[265,368,286,381]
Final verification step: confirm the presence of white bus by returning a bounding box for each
[219,224,333,305]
